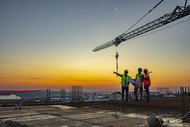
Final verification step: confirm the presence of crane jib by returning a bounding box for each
[93,4,190,52]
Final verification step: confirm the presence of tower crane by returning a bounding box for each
[93,1,190,73]
[93,2,190,52]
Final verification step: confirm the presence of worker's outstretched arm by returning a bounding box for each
[113,72,122,77]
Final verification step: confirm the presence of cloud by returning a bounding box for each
[27,77,47,80]
[113,6,119,12]
[0,77,10,79]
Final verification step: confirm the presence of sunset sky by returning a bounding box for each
[1,0,190,92]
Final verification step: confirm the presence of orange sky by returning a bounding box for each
[1,0,190,92]
[1,63,189,92]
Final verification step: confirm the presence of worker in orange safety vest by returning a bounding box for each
[143,68,151,102]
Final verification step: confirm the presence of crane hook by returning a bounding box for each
[115,51,119,73]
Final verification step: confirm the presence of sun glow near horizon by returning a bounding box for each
[1,0,190,90]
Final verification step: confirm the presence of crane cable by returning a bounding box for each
[120,0,164,37]
[114,0,164,73]
[184,0,188,9]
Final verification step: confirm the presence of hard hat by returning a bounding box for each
[138,68,142,72]
[124,69,128,73]
[144,68,148,73]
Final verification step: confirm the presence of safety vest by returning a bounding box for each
[136,73,144,82]
[121,75,131,87]
[144,74,151,86]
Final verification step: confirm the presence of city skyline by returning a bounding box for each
[1,0,190,91]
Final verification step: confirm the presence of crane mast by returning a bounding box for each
[93,4,190,52]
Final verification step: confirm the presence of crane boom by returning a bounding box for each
[93,5,190,52]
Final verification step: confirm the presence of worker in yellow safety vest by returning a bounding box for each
[134,68,144,102]
[113,70,131,102]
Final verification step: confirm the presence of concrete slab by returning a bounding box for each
[2,105,188,127]
[0,105,146,127]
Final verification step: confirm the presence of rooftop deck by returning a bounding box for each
[0,99,189,127]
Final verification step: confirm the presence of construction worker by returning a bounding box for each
[113,70,131,102]
[143,68,151,102]
[134,68,144,102]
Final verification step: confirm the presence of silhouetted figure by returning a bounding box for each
[113,70,131,102]
[134,68,144,101]
[143,68,151,102]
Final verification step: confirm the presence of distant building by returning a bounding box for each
[108,92,122,101]
[0,94,22,106]
[157,87,170,94]
[84,93,108,102]
[0,94,21,101]
[69,86,84,102]
[163,93,176,98]
[61,98,69,102]
[51,97,61,102]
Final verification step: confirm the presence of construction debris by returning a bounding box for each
[145,115,164,127]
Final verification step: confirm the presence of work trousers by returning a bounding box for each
[134,86,143,101]
[144,85,150,102]
[121,86,129,101]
